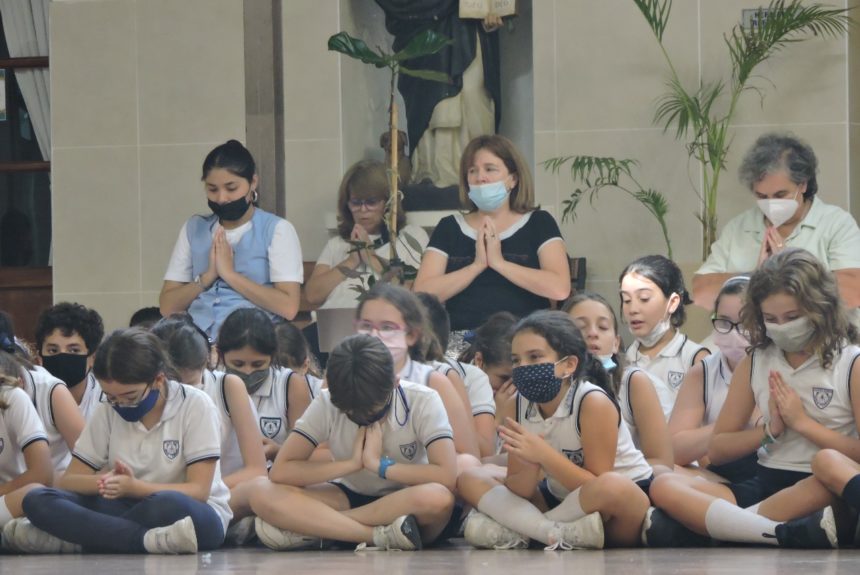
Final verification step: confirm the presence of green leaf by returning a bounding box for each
[367,275,377,288]
[631,0,673,42]
[399,66,451,84]
[391,29,453,62]
[327,31,389,68]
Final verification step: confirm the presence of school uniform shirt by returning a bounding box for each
[432,360,495,417]
[617,367,665,448]
[315,224,428,310]
[0,386,48,483]
[293,380,453,496]
[78,373,104,422]
[198,370,260,477]
[305,374,324,399]
[399,358,435,387]
[250,366,293,444]
[72,380,233,532]
[701,351,733,426]
[425,210,565,331]
[625,331,708,418]
[21,366,72,473]
[751,344,860,473]
[516,380,652,501]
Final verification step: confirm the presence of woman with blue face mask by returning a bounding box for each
[414,135,571,355]
[13,329,232,555]
[457,310,653,550]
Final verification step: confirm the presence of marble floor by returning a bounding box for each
[2,544,859,575]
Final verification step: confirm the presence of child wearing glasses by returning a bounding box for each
[250,334,457,551]
[13,328,231,554]
[355,285,479,461]
[669,276,759,482]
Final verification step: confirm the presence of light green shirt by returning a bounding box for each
[697,197,860,275]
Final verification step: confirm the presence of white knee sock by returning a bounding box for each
[0,496,13,527]
[704,498,778,546]
[477,485,556,544]
[544,488,586,523]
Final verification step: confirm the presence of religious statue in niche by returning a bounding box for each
[374,0,512,196]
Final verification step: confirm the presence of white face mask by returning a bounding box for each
[635,294,677,348]
[765,316,815,353]
[757,189,800,228]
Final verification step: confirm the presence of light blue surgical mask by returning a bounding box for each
[468,181,509,212]
[598,354,617,372]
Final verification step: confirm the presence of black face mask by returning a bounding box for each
[208,196,251,221]
[42,353,89,388]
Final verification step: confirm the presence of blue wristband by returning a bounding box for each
[378,456,395,479]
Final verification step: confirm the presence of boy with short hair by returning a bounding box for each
[249,334,457,551]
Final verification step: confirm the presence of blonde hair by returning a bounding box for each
[0,351,24,410]
[458,135,535,214]
[742,248,858,368]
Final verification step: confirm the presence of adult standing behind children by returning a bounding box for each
[692,133,860,311]
[159,140,304,338]
[414,135,570,352]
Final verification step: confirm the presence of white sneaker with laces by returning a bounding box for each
[224,515,256,546]
[143,516,198,554]
[365,514,422,551]
[4,517,81,554]
[463,511,529,550]
[545,512,604,551]
[254,517,327,551]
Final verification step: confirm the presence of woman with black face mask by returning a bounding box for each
[159,140,304,339]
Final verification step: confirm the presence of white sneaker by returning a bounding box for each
[4,517,81,554]
[367,514,422,551]
[224,516,256,546]
[463,510,529,550]
[545,512,604,550]
[254,517,327,551]
[143,516,198,554]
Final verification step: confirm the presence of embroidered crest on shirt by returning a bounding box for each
[260,417,282,439]
[399,441,418,460]
[162,440,180,460]
[562,448,584,467]
[812,387,834,409]
[667,371,684,389]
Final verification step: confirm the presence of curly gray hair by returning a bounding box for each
[738,133,818,198]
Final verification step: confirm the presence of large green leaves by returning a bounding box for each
[327,32,387,68]
[328,29,452,83]
[391,29,453,62]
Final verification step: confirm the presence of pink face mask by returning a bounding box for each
[378,330,409,367]
[713,329,749,367]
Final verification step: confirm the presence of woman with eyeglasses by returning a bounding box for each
[159,140,304,339]
[15,328,231,555]
[668,276,759,483]
[305,160,428,310]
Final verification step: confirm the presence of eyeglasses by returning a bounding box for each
[348,198,384,211]
[711,318,748,336]
[355,320,405,337]
[103,383,153,408]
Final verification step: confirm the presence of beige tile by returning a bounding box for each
[533,0,556,132]
[52,147,141,294]
[139,144,221,293]
[533,131,559,214]
[283,0,341,140]
[851,11,860,124]
[555,130,702,281]
[700,0,847,126]
[54,292,142,333]
[50,0,138,148]
[849,124,860,222]
[140,291,162,310]
[555,0,699,131]
[283,138,343,261]
[136,0,245,145]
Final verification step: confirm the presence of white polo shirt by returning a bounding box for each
[625,331,708,417]
[751,344,860,473]
[250,366,293,444]
[292,380,453,496]
[432,360,496,417]
[517,381,652,500]
[21,366,72,473]
[72,380,233,531]
[697,197,860,275]
[78,373,104,421]
[618,366,666,446]
[701,351,733,426]
[0,386,48,483]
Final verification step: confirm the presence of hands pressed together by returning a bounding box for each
[350,423,385,474]
[98,460,137,499]
[474,217,505,273]
[766,370,808,438]
[199,225,235,289]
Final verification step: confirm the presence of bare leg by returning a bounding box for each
[577,472,649,547]
[649,472,737,535]
[343,483,454,543]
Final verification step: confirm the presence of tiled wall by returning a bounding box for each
[50,0,245,330]
[850,2,860,223]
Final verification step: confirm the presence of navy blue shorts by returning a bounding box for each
[331,482,381,509]
[726,464,810,508]
[707,452,759,484]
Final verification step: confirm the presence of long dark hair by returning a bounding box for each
[562,291,626,397]
[619,255,690,328]
[93,329,171,386]
[217,308,278,364]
